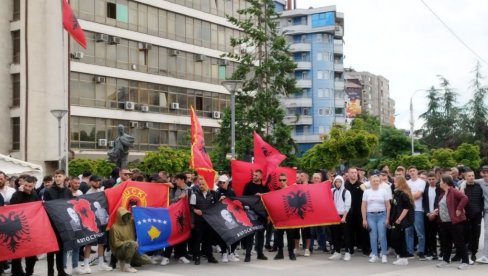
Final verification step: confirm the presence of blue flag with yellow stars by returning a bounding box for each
[132,198,191,254]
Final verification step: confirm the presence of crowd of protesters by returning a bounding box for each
[1,163,488,275]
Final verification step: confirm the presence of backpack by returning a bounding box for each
[333,188,346,202]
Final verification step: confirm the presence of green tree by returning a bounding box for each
[141,147,190,176]
[454,143,480,169]
[299,124,378,173]
[214,0,298,168]
[92,159,116,177]
[397,154,432,170]
[379,127,411,158]
[430,148,456,168]
[68,158,95,177]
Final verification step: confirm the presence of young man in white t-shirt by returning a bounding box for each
[405,166,426,260]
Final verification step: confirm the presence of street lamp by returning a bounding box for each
[221,80,244,159]
[50,109,68,170]
[410,89,424,155]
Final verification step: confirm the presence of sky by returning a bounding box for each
[296,0,488,131]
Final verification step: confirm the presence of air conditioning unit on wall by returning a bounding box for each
[124,101,135,110]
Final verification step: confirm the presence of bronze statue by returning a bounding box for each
[108,125,135,168]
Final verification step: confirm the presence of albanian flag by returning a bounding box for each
[62,0,86,48]
[132,198,191,254]
[104,181,169,229]
[44,192,108,250]
[230,160,264,196]
[261,183,340,229]
[253,131,286,181]
[266,167,297,191]
[189,106,216,189]
[202,198,265,246]
[0,201,58,261]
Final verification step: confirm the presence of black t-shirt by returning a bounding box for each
[0,193,4,206]
[391,190,413,228]
[344,180,363,214]
[10,191,39,204]
[242,181,269,196]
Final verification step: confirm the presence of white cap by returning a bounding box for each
[218,175,229,182]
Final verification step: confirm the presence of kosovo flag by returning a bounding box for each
[132,198,191,254]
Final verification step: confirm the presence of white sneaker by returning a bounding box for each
[476,256,488,264]
[329,252,342,260]
[344,253,351,261]
[84,266,92,274]
[382,255,388,263]
[98,262,113,271]
[458,263,470,270]
[469,259,474,265]
[304,249,311,257]
[436,261,450,268]
[151,255,163,262]
[160,257,170,266]
[393,258,408,266]
[123,265,137,273]
[234,252,239,258]
[221,253,229,263]
[72,267,87,275]
[369,255,378,263]
[228,253,240,262]
[178,256,190,264]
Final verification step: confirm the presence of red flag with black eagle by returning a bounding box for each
[62,0,86,48]
[266,166,297,191]
[104,181,169,229]
[253,131,286,181]
[0,201,58,261]
[230,160,265,196]
[189,106,216,189]
[261,183,340,229]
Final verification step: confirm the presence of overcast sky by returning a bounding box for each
[296,0,488,131]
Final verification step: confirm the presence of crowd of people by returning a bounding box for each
[1,163,488,275]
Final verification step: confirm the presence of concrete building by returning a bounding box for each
[277,5,345,153]
[1,0,253,173]
[344,69,395,126]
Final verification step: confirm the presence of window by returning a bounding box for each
[12,30,20,64]
[317,71,323,79]
[12,117,20,151]
[324,107,332,115]
[107,2,128,22]
[12,74,20,107]
[316,34,322,42]
[318,108,324,116]
[317,52,323,61]
[311,12,335,28]
[13,0,20,21]
[303,108,309,116]
[335,107,344,116]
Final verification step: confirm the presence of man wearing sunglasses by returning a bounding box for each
[116,168,133,185]
[273,173,296,261]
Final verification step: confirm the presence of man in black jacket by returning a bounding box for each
[422,172,441,260]
[242,169,269,262]
[461,169,484,262]
[44,170,72,276]
[10,176,39,276]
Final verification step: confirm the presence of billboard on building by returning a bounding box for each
[345,79,362,118]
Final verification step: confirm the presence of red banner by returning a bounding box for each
[167,197,192,246]
[253,131,286,180]
[261,183,340,229]
[230,160,264,196]
[62,0,86,48]
[104,181,169,229]
[266,167,297,191]
[189,106,216,188]
[0,201,59,261]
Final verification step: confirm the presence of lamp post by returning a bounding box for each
[50,109,68,169]
[410,89,424,155]
[221,80,244,159]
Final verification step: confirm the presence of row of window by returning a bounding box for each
[70,116,218,151]
[72,32,236,85]
[70,72,230,118]
[292,33,335,44]
[294,125,330,136]
[286,107,345,117]
[70,0,245,53]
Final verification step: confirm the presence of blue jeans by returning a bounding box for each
[405,211,425,254]
[310,226,326,251]
[367,211,387,257]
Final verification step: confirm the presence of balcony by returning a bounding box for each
[292,134,322,143]
[335,25,344,37]
[281,97,312,108]
[334,62,344,72]
[334,43,343,55]
[295,61,312,70]
[289,43,311,52]
[284,115,313,125]
[296,79,312,88]
[335,81,345,90]
[282,24,309,34]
